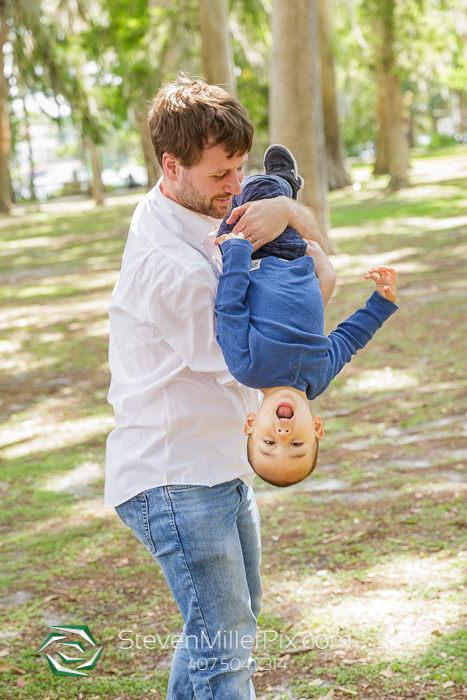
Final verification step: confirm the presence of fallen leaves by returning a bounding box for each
[308,678,324,686]
[0,661,26,674]
[380,668,394,678]
[321,691,334,700]
[337,687,358,696]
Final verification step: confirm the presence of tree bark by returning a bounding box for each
[84,136,104,206]
[271,0,335,254]
[199,0,237,97]
[319,0,351,190]
[134,105,159,190]
[457,89,465,141]
[23,105,36,201]
[0,5,12,213]
[371,1,409,190]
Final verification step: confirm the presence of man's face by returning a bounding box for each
[174,144,248,219]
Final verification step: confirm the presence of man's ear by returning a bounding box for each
[314,415,324,440]
[162,152,180,182]
[244,412,256,435]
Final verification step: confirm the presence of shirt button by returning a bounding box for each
[289,375,295,381]
[293,363,299,369]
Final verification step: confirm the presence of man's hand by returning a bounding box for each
[216,231,246,245]
[364,266,397,303]
[306,241,336,307]
[216,196,323,252]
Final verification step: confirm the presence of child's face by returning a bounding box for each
[244,388,324,487]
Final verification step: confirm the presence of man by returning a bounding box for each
[105,76,322,700]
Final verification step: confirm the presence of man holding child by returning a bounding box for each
[105,75,397,699]
[105,76,323,699]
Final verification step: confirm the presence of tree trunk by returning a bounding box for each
[0,5,12,214]
[457,89,465,141]
[199,0,237,97]
[134,105,159,190]
[371,0,409,190]
[84,136,104,206]
[271,0,335,254]
[319,0,351,190]
[23,105,36,200]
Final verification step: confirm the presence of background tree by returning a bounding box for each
[199,0,237,95]
[0,2,12,212]
[84,0,199,189]
[363,0,410,190]
[270,0,334,254]
[319,0,351,190]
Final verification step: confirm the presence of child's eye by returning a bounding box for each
[264,440,275,445]
[291,442,304,447]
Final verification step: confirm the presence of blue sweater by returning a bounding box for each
[215,238,398,400]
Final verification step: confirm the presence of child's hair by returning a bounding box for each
[246,435,319,488]
[216,174,307,261]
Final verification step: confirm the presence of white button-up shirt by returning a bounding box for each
[105,180,260,507]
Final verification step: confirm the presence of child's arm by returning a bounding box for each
[215,234,254,378]
[305,241,336,307]
[312,267,398,397]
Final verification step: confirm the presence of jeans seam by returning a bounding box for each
[140,494,157,557]
[163,487,215,700]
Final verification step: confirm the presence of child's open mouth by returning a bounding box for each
[276,402,294,421]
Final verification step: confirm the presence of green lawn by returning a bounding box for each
[0,152,466,699]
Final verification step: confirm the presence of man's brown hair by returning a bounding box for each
[148,75,254,168]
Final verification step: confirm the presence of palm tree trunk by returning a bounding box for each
[199,0,237,96]
[134,105,159,190]
[271,0,336,254]
[319,0,351,190]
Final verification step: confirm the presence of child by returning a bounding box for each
[214,145,398,488]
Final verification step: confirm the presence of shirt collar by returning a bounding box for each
[154,178,215,245]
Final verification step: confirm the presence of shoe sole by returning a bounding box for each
[264,144,305,195]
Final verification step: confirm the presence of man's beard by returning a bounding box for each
[176,171,233,219]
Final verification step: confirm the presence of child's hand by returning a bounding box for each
[364,266,397,303]
[214,232,246,246]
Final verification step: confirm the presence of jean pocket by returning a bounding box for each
[115,494,157,557]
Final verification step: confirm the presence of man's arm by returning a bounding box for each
[305,240,336,307]
[224,196,323,251]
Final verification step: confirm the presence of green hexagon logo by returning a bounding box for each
[37,625,103,677]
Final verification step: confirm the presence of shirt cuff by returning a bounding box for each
[366,290,399,318]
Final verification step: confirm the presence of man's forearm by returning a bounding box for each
[288,200,323,248]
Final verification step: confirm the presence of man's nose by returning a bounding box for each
[225,170,243,195]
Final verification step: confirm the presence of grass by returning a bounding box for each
[0,150,466,699]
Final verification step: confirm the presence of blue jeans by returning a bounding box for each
[115,478,262,699]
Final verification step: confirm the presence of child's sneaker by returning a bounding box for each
[263,144,305,200]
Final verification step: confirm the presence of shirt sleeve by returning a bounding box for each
[313,291,398,397]
[215,238,254,378]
